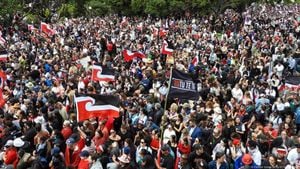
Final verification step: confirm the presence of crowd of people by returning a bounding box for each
[0,2,300,169]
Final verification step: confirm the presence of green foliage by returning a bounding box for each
[1,0,300,25]
[75,0,86,16]
[131,0,146,15]
[58,3,77,18]
[24,13,39,24]
[0,0,23,24]
[145,0,168,17]
[86,0,111,16]
[168,0,186,15]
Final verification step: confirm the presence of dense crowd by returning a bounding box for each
[0,2,300,169]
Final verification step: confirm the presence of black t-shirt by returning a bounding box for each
[142,154,156,169]
[160,154,174,169]
[118,130,133,141]
[222,126,235,139]
[189,151,211,169]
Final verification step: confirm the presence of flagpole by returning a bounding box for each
[156,66,173,166]
[74,95,79,122]
[163,66,173,112]
[160,66,173,143]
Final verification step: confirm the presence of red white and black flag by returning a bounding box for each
[28,24,37,32]
[161,40,174,55]
[122,49,146,62]
[40,22,56,36]
[168,69,199,100]
[279,76,300,93]
[0,32,6,46]
[0,70,6,89]
[0,50,8,61]
[75,94,120,122]
[91,64,115,82]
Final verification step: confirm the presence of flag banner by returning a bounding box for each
[168,69,199,100]
[159,29,168,37]
[121,16,128,25]
[0,50,8,61]
[91,64,115,82]
[75,94,120,122]
[152,27,168,37]
[40,22,56,36]
[279,76,300,93]
[0,70,6,89]
[191,55,199,66]
[161,40,174,55]
[0,32,6,46]
[28,24,37,32]
[65,96,71,113]
[136,22,143,31]
[122,49,146,62]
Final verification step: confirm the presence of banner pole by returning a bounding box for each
[157,66,173,166]
[163,66,173,115]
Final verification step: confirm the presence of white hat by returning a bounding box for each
[13,138,25,147]
[118,154,130,163]
[5,140,14,147]
[63,120,71,126]
[214,107,222,114]
[34,116,44,124]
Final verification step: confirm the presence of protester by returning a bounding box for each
[0,2,299,169]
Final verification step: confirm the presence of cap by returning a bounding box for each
[13,138,25,147]
[118,154,130,163]
[70,133,80,142]
[124,147,130,154]
[232,138,241,146]
[276,147,287,155]
[259,93,265,97]
[183,103,190,109]
[66,137,76,145]
[242,153,253,165]
[63,120,71,126]
[51,147,60,156]
[214,107,222,114]
[80,150,89,157]
[5,140,14,147]
[161,144,170,151]
[138,119,144,125]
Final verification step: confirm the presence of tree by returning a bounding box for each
[168,0,186,16]
[145,0,168,17]
[85,0,111,16]
[131,0,146,15]
[0,0,23,25]
[109,0,132,16]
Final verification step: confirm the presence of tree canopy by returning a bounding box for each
[0,0,298,25]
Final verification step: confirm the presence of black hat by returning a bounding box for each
[80,150,89,157]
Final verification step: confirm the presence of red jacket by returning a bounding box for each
[107,43,113,51]
[178,141,191,155]
[65,145,81,168]
[78,158,90,169]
